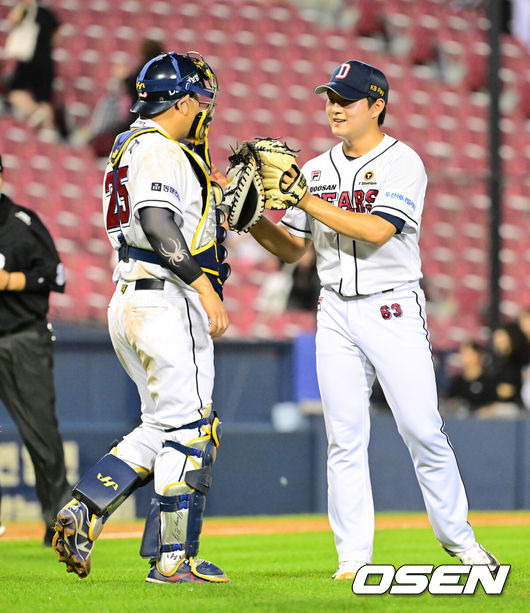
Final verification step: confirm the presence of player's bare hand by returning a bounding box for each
[191,273,229,337]
[211,164,228,189]
[199,289,229,338]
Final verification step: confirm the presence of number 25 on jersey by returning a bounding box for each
[104,167,131,231]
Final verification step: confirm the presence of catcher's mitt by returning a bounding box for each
[223,151,265,233]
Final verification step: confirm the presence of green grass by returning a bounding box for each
[0,521,528,612]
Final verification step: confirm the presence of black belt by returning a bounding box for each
[135,279,165,290]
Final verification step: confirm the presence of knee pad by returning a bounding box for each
[73,453,142,516]
[140,412,221,561]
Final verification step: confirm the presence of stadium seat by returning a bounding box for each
[2,0,527,343]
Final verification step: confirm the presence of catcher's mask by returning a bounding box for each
[132,51,218,139]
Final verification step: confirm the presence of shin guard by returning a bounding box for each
[141,412,222,571]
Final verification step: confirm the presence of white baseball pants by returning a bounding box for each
[316,282,476,564]
[108,278,214,432]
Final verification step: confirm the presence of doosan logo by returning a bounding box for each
[352,564,510,595]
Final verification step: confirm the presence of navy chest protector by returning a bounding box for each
[109,128,229,299]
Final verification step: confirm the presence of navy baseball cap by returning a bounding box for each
[314,60,388,103]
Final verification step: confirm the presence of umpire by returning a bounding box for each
[0,154,70,545]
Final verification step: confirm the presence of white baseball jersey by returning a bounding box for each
[280,135,427,296]
[100,118,216,431]
[102,117,217,288]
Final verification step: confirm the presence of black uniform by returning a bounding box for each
[0,192,71,543]
[447,373,497,412]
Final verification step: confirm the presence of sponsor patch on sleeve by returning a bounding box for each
[151,183,180,200]
[384,191,416,211]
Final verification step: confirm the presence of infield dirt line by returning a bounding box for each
[1,512,529,541]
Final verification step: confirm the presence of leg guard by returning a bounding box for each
[142,412,227,582]
[54,453,145,579]
[73,453,141,516]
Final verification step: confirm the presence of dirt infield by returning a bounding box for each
[2,512,529,542]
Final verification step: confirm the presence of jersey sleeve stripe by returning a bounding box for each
[370,205,418,226]
[371,211,405,233]
[279,220,312,234]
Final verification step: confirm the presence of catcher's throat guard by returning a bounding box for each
[186,52,219,167]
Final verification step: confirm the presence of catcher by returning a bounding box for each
[53,51,229,584]
[224,58,498,580]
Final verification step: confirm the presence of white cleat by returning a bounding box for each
[0,524,6,537]
[450,543,499,571]
[332,560,367,580]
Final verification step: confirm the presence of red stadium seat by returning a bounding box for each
[4,0,527,343]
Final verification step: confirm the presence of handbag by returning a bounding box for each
[4,5,39,62]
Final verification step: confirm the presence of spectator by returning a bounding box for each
[123,38,165,111]
[71,54,132,157]
[477,322,528,418]
[71,38,165,157]
[5,1,60,135]
[0,154,70,545]
[446,341,497,415]
[517,306,530,356]
[286,246,320,311]
[516,306,530,411]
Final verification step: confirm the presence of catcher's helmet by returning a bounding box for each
[131,51,218,117]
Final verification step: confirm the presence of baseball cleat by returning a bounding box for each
[146,557,229,583]
[447,542,499,571]
[0,523,6,537]
[53,500,96,579]
[332,560,367,580]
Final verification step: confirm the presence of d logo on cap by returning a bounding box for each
[336,63,352,80]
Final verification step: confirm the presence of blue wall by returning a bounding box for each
[0,325,528,520]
